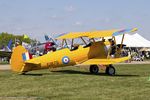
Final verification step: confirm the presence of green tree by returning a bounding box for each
[0,32,35,49]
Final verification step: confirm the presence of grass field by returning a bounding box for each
[0,64,150,100]
[0,62,9,65]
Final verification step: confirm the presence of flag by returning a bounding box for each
[22,52,30,61]
[23,34,29,39]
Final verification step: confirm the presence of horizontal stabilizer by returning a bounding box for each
[25,61,40,65]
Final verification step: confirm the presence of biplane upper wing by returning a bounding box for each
[56,28,137,39]
[88,28,137,38]
[80,56,130,65]
[56,31,90,39]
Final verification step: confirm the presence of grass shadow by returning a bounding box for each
[19,69,140,77]
[20,73,43,76]
[114,74,140,77]
[52,70,140,77]
[52,70,96,75]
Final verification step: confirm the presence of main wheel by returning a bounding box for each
[105,65,115,75]
[90,65,99,74]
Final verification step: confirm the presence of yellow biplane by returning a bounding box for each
[11,28,137,75]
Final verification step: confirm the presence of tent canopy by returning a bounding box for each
[115,33,150,47]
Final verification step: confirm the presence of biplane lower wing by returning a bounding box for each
[80,56,130,65]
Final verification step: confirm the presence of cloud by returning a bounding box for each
[65,5,76,12]
[49,14,66,21]
[74,21,83,26]
[50,15,57,19]
[104,18,111,23]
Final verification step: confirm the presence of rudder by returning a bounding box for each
[11,46,28,72]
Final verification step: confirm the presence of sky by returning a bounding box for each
[0,0,150,42]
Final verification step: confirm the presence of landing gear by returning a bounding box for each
[89,64,116,75]
[105,65,116,76]
[89,65,99,74]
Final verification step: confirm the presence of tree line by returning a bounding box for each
[0,32,36,49]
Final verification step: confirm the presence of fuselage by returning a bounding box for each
[22,41,108,72]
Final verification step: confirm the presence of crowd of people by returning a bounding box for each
[120,48,150,61]
[105,39,150,61]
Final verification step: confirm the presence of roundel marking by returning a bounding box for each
[62,56,70,64]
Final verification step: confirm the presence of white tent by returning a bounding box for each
[115,33,150,47]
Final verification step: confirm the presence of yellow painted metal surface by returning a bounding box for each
[81,56,131,65]
[88,30,117,38]
[11,46,28,72]
[56,32,90,39]
[11,41,107,72]
[56,28,138,40]
[88,28,138,38]
[56,30,117,39]
[22,41,107,72]
[131,28,138,32]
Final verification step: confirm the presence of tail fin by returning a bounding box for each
[7,39,12,49]
[45,35,57,45]
[11,46,29,72]
[45,35,50,41]
[6,39,12,51]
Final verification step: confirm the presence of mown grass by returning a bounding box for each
[0,64,150,100]
[0,62,9,65]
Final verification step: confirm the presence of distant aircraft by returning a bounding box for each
[28,35,56,55]
[0,39,12,58]
[11,28,137,75]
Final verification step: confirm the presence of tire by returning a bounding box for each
[105,65,115,75]
[90,65,99,74]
